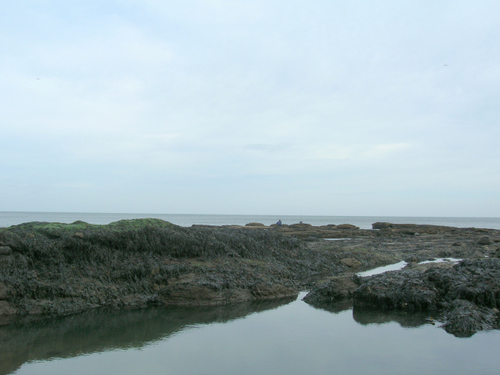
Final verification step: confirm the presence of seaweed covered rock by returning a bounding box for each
[0,219,349,323]
[353,269,440,311]
[442,299,498,337]
[302,275,360,305]
[352,258,500,336]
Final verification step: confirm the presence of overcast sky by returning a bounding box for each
[1,0,499,217]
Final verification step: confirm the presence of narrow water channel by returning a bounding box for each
[357,258,462,277]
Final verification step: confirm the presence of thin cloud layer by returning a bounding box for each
[1,1,499,216]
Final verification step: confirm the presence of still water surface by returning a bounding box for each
[3,292,499,375]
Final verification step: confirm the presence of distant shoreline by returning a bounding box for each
[2,212,500,230]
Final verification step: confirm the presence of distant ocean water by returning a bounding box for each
[1,211,500,230]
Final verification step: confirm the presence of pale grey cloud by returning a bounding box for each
[1,1,499,216]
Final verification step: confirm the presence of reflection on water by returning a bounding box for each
[305,298,431,328]
[0,297,295,375]
[2,294,499,375]
[352,309,431,328]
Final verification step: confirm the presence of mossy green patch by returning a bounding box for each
[105,218,175,231]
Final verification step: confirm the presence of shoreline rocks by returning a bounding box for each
[1,219,500,336]
[306,258,500,337]
[302,274,360,305]
[0,219,368,325]
[298,223,500,336]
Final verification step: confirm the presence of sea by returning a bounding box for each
[1,211,500,229]
[1,211,500,375]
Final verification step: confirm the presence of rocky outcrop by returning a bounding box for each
[352,258,500,337]
[353,268,440,311]
[441,299,498,337]
[2,219,500,335]
[0,219,364,324]
[302,274,360,305]
[302,222,500,336]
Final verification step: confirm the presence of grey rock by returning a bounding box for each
[372,222,393,229]
[303,275,359,304]
[477,236,491,245]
